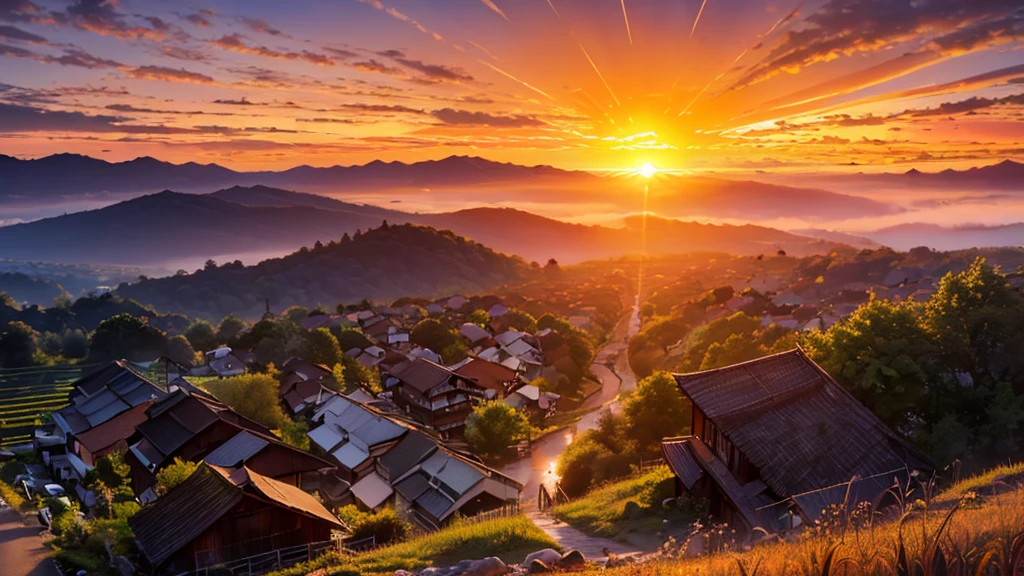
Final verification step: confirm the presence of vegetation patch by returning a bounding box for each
[271,516,558,576]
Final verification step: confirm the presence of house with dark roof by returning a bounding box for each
[382,357,485,437]
[129,463,346,573]
[662,349,933,534]
[51,361,167,478]
[125,388,325,499]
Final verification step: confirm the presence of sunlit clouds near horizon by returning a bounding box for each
[0,0,1021,171]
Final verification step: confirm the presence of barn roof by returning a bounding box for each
[673,349,932,503]
[130,463,344,567]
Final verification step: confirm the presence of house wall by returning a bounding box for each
[164,494,335,572]
[692,407,759,485]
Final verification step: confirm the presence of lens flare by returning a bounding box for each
[638,162,657,178]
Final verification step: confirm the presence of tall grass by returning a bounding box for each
[585,472,1024,576]
[270,515,558,576]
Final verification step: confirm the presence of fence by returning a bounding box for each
[194,540,337,576]
[538,483,570,511]
[453,502,521,526]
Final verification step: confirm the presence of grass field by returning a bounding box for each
[550,465,684,539]
[270,515,559,576]
[0,364,90,447]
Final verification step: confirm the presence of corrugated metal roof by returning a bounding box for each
[379,431,437,481]
[239,466,344,528]
[204,431,270,468]
[661,438,704,490]
[494,330,523,347]
[420,451,483,496]
[332,442,370,470]
[674,349,933,502]
[136,415,193,459]
[350,472,393,509]
[395,471,430,501]
[416,488,454,520]
[75,401,152,455]
[309,423,346,453]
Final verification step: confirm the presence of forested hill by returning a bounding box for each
[114,223,531,320]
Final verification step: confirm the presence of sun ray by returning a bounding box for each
[689,0,709,40]
[477,60,556,101]
[467,40,498,60]
[620,0,634,45]
[544,0,561,19]
[575,37,621,107]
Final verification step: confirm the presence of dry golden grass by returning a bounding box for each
[581,476,1024,576]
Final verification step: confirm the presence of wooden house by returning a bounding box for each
[382,357,485,437]
[662,349,933,534]
[130,463,346,573]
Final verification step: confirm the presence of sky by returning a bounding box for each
[0,0,1021,171]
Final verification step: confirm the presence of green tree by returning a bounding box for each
[410,318,456,354]
[155,458,199,496]
[699,333,762,370]
[441,340,468,365]
[336,328,372,351]
[282,305,310,324]
[61,329,89,359]
[217,314,248,343]
[622,371,690,456]
[802,297,933,431]
[206,373,288,429]
[184,319,218,352]
[465,401,531,458]
[0,321,38,367]
[306,327,342,367]
[166,334,200,368]
[556,432,612,497]
[336,356,381,392]
[502,308,537,333]
[924,257,1024,388]
[466,309,490,328]
[277,419,310,451]
[88,313,167,363]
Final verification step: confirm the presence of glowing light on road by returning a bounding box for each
[565,432,574,446]
[638,162,657,178]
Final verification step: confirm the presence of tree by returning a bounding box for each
[699,333,762,370]
[801,297,933,432]
[622,371,691,456]
[465,401,531,458]
[88,313,167,363]
[184,319,218,352]
[61,329,89,359]
[466,309,490,328]
[277,419,310,451]
[155,458,199,496]
[441,341,468,365]
[167,335,200,368]
[410,318,455,353]
[924,257,1024,388]
[336,328,372,351]
[282,305,310,324]
[217,314,248,343]
[206,373,288,429]
[556,432,612,497]
[503,308,537,333]
[306,327,342,367]
[0,321,39,368]
[335,356,382,392]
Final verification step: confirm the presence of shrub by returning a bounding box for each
[206,373,289,429]
[155,458,198,496]
[342,506,411,546]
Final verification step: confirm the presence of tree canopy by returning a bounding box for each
[465,401,531,458]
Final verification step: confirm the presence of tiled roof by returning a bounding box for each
[204,431,269,468]
[74,401,152,456]
[387,357,455,394]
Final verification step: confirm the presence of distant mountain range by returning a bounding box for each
[899,160,1024,189]
[115,223,532,320]
[0,153,902,224]
[0,185,847,268]
[866,222,1024,252]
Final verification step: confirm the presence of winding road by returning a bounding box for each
[500,299,643,559]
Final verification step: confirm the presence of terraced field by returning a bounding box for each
[0,364,94,447]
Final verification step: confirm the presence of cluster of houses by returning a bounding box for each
[34,360,524,572]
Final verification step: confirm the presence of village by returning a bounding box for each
[0,275,959,576]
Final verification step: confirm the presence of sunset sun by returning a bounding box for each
[638,162,658,179]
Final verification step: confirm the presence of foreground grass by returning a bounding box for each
[576,469,1024,575]
[0,478,30,513]
[270,516,558,576]
[551,466,680,538]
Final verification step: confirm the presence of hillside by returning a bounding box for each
[114,223,532,320]
[867,222,1024,251]
[0,186,847,268]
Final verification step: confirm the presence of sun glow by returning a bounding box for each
[638,162,658,178]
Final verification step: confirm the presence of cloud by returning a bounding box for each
[212,98,259,106]
[353,59,404,75]
[126,65,216,84]
[181,12,212,27]
[393,57,474,83]
[0,0,50,24]
[324,46,358,59]
[730,0,1023,90]
[57,0,169,41]
[479,0,509,22]
[432,108,545,127]
[237,16,285,37]
[337,103,426,115]
[0,42,34,58]
[211,33,334,66]
[0,24,47,43]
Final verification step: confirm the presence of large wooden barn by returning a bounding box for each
[662,348,934,534]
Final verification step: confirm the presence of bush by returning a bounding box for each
[155,458,198,496]
[465,401,530,458]
[206,373,289,429]
[338,506,411,546]
[557,433,613,497]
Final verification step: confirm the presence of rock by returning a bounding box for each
[527,559,551,574]
[524,549,561,566]
[462,556,508,576]
[420,569,446,576]
[393,571,417,576]
[558,550,586,571]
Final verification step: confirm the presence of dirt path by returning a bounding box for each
[0,505,57,576]
[525,511,641,560]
